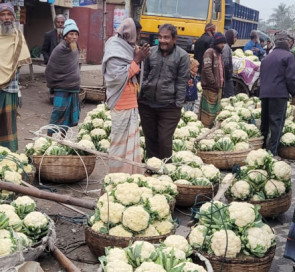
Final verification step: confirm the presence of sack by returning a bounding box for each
[185,78,198,102]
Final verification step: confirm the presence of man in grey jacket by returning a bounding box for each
[138,24,190,160]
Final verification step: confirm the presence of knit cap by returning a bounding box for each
[274,30,289,42]
[63,19,79,37]
[213,32,226,45]
[0,2,15,17]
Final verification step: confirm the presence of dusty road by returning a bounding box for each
[13,66,295,271]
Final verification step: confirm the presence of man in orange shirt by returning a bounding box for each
[102,18,150,173]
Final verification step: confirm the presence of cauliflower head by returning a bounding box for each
[99,202,125,224]
[106,261,133,272]
[109,225,133,237]
[115,183,141,206]
[122,206,150,232]
[152,219,174,235]
[0,237,15,256]
[189,225,208,248]
[245,149,272,168]
[146,157,163,171]
[131,241,155,260]
[174,262,207,272]
[230,180,251,200]
[264,179,286,198]
[135,262,166,272]
[148,194,170,219]
[228,202,255,227]
[164,235,189,254]
[106,248,128,263]
[272,161,291,182]
[201,164,220,183]
[24,211,48,228]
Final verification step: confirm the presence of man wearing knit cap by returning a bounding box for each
[0,3,31,151]
[260,30,295,156]
[45,19,81,137]
[199,32,226,128]
[193,23,216,75]
[244,30,265,60]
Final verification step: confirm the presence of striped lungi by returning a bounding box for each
[109,108,143,174]
[0,91,18,152]
[198,88,222,128]
[48,89,80,134]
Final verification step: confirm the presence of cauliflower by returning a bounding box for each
[104,173,130,185]
[260,223,275,243]
[182,110,198,122]
[140,187,154,202]
[177,165,203,179]
[245,149,272,168]
[234,142,250,151]
[33,137,51,154]
[109,225,133,237]
[222,122,240,133]
[231,129,249,143]
[238,108,252,120]
[90,128,107,139]
[146,157,163,171]
[91,221,105,233]
[214,136,234,151]
[98,139,110,151]
[189,225,208,248]
[174,179,192,185]
[164,235,189,254]
[15,232,32,247]
[131,241,155,260]
[0,229,10,239]
[162,247,186,260]
[106,261,133,272]
[201,164,220,183]
[106,248,128,263]
[152,219,174,235]
[131,174,147,183]
[198,139,216,151]
[91,118,104,128]
[0,237,15,256]
[24,211,48,228]
[0,204,15,213]
[77,139,96,150]
[155,175,173,183]
[135,262,166,272]
[12,196,36,219]
[216,110,232,121]
[281,132,295,146]
[228,202,255,227]
[136,225,159,237]
[230,180,251,200]
[211,229,241,258]
[122,206,150,232]
[221,173,235,186]
[248,169,268,184]
[174,127,191,139]
[3,171,22,185]
[174,262,207,272]
[244,227,272,257]
[272,161,291,182]
[115,183,141,206]
[148,194,170,219]
[164,163,177,174]
[264,179,286,198]
[97,193,115,208]
[4,210,22,230]
[99,202,125,224]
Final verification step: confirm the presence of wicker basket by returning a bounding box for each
[278,145,295,160]
[79,88,86,102]
[176,184,219,207]
[226,190,292,218]
[85,226,174,258]
[32,155,96,183]
[84,87,106,102]
[197,149,252,170]
[21,166,36,184]
[194,246,275,272]
[249,137,264,150]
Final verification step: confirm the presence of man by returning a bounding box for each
[0,3,31,151]
[193,23,216,75]
[138,24,190,160]
[222,29,238,98]
[45,19,80,137]
[260,31,295,156]
[102,18,150,173]
[244,30,265,60]
[41,14,66,65]
[288,35,295,57]
[199,32,226,128]
[265,38,274,55]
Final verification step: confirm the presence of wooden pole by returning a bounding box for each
[0,182,96,210]
[50,3,56,28]
[51,246,81,272]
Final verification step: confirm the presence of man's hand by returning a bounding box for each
[252,47,260,52]
[291,96,295,105]
[134,43,150,64]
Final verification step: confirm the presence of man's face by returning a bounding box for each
[55,17,65,29]
[216,43,225,51]
[0,10,14,24]
[158,28,176,53]
[65,31,78,43]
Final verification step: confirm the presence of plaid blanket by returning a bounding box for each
[48,89,80,134]
[0,91,18,151]
[198,88,222,128]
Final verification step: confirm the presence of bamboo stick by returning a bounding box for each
[51,246,81,272]
[213,174,236,201]
[195,122,221,144]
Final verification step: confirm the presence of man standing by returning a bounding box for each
[41,14,66,65]
[138,24,190,160]
[260,31,295,156]
[244,30,265,60]
[193,23,216,75]
[0,3,31,151]
[199,32,226,128]
[46,19,80,137]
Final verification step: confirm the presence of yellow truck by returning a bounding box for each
[139,0,260,52]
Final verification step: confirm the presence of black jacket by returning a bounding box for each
[194,33,213,74]
[139,45,190,108]
[41,29,60,64]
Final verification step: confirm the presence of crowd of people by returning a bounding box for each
[1,6,295,171]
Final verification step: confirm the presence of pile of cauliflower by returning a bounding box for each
[225,149,292,201]
[146,152,220,187]
[0,147,35,201]
[99,235,207,272]
[233,49,261,66]
[280,118,295,147]
[190,201,275,258]
[89,173,177,237]
[0,196,49,257]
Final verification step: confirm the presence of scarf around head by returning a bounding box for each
[116,18,137,45]
[0,29,31,89]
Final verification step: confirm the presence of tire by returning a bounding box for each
[232,76,250,96]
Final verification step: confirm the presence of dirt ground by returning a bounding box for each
[16,68,295,272]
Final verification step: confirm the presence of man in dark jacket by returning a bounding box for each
[260,31,295,156]
[193,23,216,75]
[41,14,65,64]
[138,24,190,160]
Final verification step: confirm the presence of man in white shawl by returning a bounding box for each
[102,18,150,173]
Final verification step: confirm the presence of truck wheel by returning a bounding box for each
[233,77,249,96]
